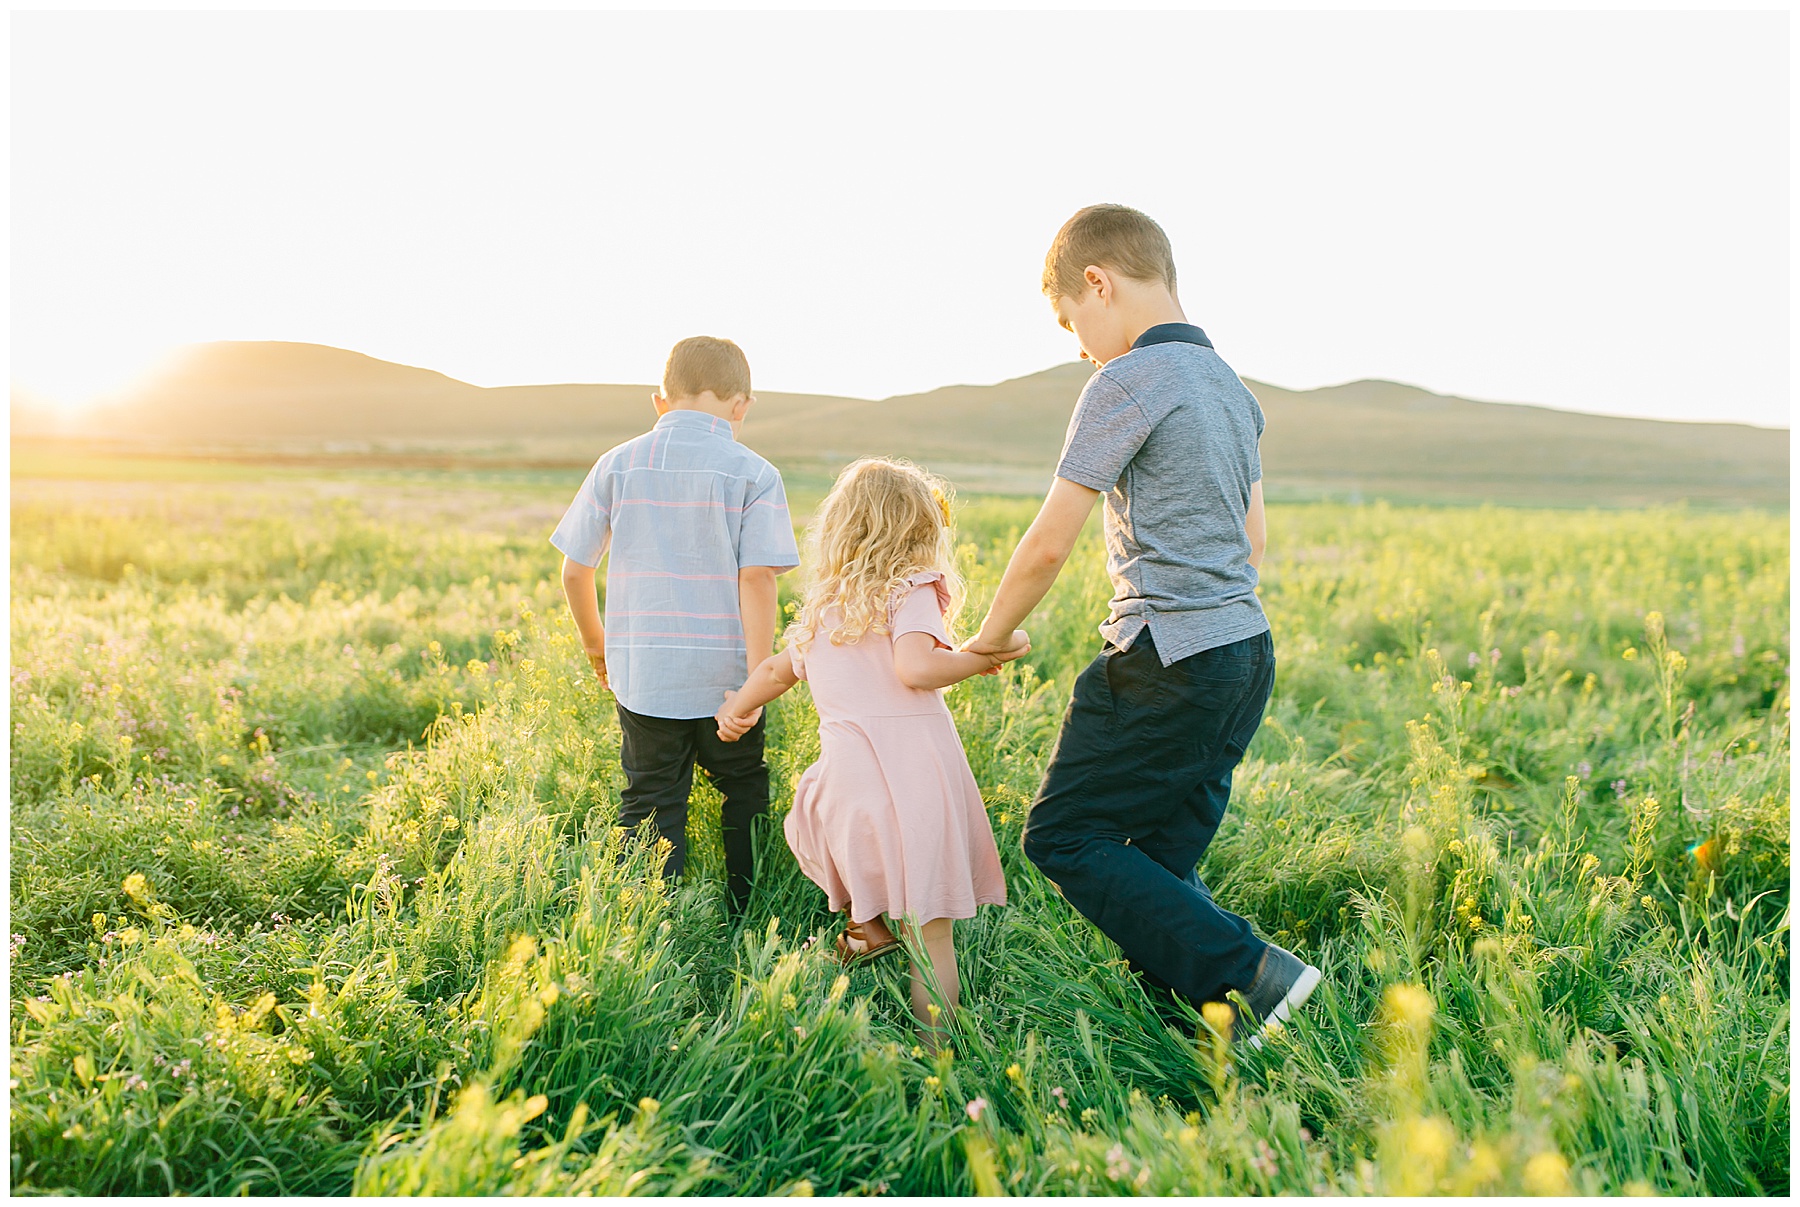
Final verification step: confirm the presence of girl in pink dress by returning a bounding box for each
[715,457,1029,1045]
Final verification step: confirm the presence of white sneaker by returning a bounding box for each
[1248,962,1322,1050]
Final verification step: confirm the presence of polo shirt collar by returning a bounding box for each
[654,409,737,439]
[1131,322,1213,351]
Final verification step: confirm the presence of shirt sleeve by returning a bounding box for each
[890,574,951,649]
[1054,372,1153,492]
[737,466,801,572]
[1250,395,1265,485]
[549,462,611,568]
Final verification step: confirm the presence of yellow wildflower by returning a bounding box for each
[1522,1150,1572,1196]
[1384,983,1436,1031]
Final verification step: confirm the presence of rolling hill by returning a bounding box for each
[11,341,1788,506]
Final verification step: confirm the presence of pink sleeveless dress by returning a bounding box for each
[783,572,1008,925]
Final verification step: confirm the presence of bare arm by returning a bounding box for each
[716,647,800,741]
[737,565,779,675]
[1246,480,1266,570]
[560,555,609,687]
[893,630,1031,691]
[965,476,1101,654]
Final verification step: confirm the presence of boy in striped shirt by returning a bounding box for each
[554,336,800,917]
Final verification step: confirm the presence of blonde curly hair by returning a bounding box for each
[787,457,964,650]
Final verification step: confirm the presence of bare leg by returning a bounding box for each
[896,916,959,1050]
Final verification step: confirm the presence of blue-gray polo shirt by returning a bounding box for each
[1054,322,1269,664]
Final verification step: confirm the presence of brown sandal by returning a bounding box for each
[835,917,903,967]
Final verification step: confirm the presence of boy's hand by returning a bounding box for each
[962,630,1031,674]
[962,630,1030,658]
[963,630,1030,676]
[585,648,609,690]
[715,690,762,742]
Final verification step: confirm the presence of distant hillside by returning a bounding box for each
[11,341,1787,506]
[8,342,858,452]
[1248,378,1788,507]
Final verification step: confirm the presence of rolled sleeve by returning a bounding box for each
[549,465,611,567]
[737,468,801,572]
[1054,373,1152,492]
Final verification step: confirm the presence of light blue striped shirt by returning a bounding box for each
[551,410,800,719]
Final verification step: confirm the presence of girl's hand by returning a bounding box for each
[967,630,1030,674]
[716,690,762,742]
[716,648,797,737]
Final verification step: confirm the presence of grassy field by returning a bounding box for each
[7,467,1790,1195]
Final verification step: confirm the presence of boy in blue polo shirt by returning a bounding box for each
[963,205,1322,1047]
[553,336,800,918]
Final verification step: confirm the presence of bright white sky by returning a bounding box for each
[9,8,1791,426]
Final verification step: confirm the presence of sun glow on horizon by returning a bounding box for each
[11,342,188,414]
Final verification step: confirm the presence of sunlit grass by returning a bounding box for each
[9,479,1789,1195]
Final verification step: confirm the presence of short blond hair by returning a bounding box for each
[1042,204,1177,299]
[787,458,963,650]
[662,336,751,401]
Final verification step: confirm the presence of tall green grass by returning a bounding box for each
[9,483,1789,1195]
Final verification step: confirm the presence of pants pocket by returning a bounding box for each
[1075,645,1118,719]
[1102,639,1173,719]
[1170,634,1266,692]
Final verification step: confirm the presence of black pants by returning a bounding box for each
[1022,629,1275,1006]
[615,703,769,914]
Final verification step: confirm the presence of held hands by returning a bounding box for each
[961,630,1032,675]
[716,690,763,742]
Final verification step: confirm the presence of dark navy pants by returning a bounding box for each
[616,704,768,915]
[1022,629,1274,1005]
